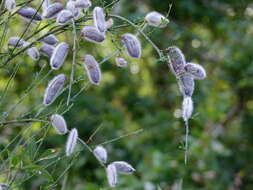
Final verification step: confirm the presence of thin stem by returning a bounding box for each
[184,120,189,165]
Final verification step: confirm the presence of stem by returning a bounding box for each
[184,120,189,165]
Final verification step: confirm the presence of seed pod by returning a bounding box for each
[93,7,106,33]
[112,161,135,174]
[56,10,74,25]
[83,54,101,85]
[42,2,63,19]
[43,74,66,106]
[66,1,80,18]
[106,164,118,187]
[0,183,9,190]
[178,74,195,97]
[66,128,78,156]
[145,11,169,28]
[50,42,69,70]
[185,62,206,80]
[27,47,40,60]
[5,0,16,12]
[42,34,58,46]
[75,0,91,9]
[106,18,114,29]
[8,37,26,48]
[42,0,51,11]
[182,96,193,121]
[50,114,68,135]
[93,146,107,163]
[81,26,105,43]
[121,33,142,59]
[115,57,128,67]
[39,43,54,57]
[166,46,186,77]
[17,7,42,21]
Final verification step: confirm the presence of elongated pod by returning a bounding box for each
[121,33,141,59]
[50,42,69,70]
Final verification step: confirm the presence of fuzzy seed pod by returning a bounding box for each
[75,0,91,9]
[56,10,74,25]
[112,161,135,174]
[185,62,206,80]
[27,47,40,60]
[39,43,54,57]
[0,183,9,190]
[81,26,105,43]
[121,33,142,59]
[50,114,68,135]
[145,11,169,28]
[43,74,66,106]
[42,34,58,46]
[83,54,102,85]
[42,2,63,19]
[106,163,118,187]
[93,146,107,163]
[17,7,42,21]
[115,57,128,67]
[8,37,26,48]
[106,18,114,29]
[50,42,69,70]
[93,7,106,33]
[178,74,195,97]
[5,0,16,12]
[182,96,193,121]
[66,128,78,156]
[66,1,80,19]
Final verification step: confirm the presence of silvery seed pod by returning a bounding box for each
[182,96,193,121]
[93,7,106,33]
[166,46,186,77]
[50,42,69,70]
[115,57,128,67]
[106,18,114,29]
[112,161,135,174]
[106,163,118,187]
[145,11,169,28]
[66,128,78,156]
[42,0,51,11]
[81,26,105,43]
[75,0,91,9]
[5,0,16,12]
[83,54,101,85]
[93,146,107,163]
[39,43,54,57]
[56,10,74,25]
[0,183,9,190]
[27,47,40,60]
[66,1,80,19]
[50,114,68,135]
[17,7,42,21]
[121,33,142,59]
[43,74,66,106]
[8,37,26,48]
[42,34,58,46]
[178,74,195,97]
[184,62,206,80]
[42,2,63,19]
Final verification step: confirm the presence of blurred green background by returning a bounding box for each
[0,0,253,189]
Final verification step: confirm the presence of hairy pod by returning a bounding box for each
[5,0,16,12]
[182,96,193,121]
[0,183,9,190]
[81,26,105,43]
[93,7,106,33]
[112,161,135,174]
[43,74,66,106]
[66,128,78,156]
[66,1,80,19]
[115,57,128,67]
[93,146,107,163]
[106,164,118,187]
[42,2,63,19]
[83,54,102,85]
[50,114,68,135]
[145,11,169,28]
[27,47,40,60]
[56,10,74,25]
[75,0,91,9]
[42,0,51,11]
[121,33,142,59]
[106,18,114,29]
[17,7,42,21]
[50,42,69,70]
[8,37,26,48]
[39,43,54,57]
[178,74,195,97]
[185,62,206,80]
[42,34,58,46]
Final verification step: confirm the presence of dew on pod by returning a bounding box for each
[42,34,58,46]
[106,18,114,30]
[43,74,66,106]
[66,128,78,156]
[5,0,16,12]
[8,37,26,48]
[178,73,195,97]
[39,43,54,57]
[27,47,40,60]
[42,2,63,19]
[66,1,80,19]
[50,42,69,70]
[93,6,106,33]
[106,163,118,187]
[75,0,91,9]
[112,161,135,174]
[17,7,42,21]
[56,10,74,25]
[50,114,68,135]
[83,54,102,85]
[184,62,206,80]
[115,57,128,67]
[81,26,105,43]
[93,146,107,163]
[121,33,142,59]
[145,11,169,28]
[182,96,193,122]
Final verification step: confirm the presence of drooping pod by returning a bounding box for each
[83,54,102,85]
[81,26,105,43]
[184,62,206,80]
[56,10,74,25]
[112,161,135,174]
[106,164,118,187]
[5,0,16,12]
[121,33,142,59]
[75,0,91,9]
[106,18,114,30]
[39,43,54,57]
[8,37,26,48]
[93,146,107,163]
[93,7,106,33]
[42,2,63,19]
[50,42,69,70]
[42,34,58,46]
[66,128,78,156]
[182,96,193,122]
[178,73,195,97]
[43,74,66,106]
[66,1,80,19]
[17,7,42,21]
[50,114,68,135]
[145,11,169,28]
[115,57,128,67]
[27,47,40,60]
